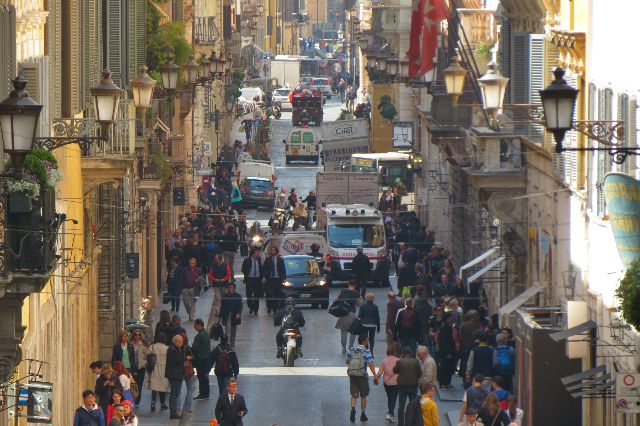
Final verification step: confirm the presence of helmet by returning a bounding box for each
[285,297,296,307]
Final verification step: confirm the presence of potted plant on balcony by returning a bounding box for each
[4,148,62,213]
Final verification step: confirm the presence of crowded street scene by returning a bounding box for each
[0,0,637,425]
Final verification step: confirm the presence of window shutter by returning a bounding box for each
[587,83,597,210]
[543,38,560,150]
[0,5,16,99]
[80,0,102,110]
[630,96,638,179]
[223,5,232,40]
[617,93,629,174]
[70,1,82,113]
[596,88,606,215]
[129,0,146,86]
[565,72,579,187]
[528,34,545,144]
[106,0,124,87]
[267,16,273,36]
[21,58,51,138]
[511,32,530,105]
[46,0,62,120]
[499,17,511,105]
[173,0,183,22]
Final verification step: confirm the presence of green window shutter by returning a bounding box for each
[21,58,51,137]
[587,82,597,211]
[70,0,82,113]
[528,34,545,144]
[46,0,62,120]
[511,32,529,105]
[566,72,579,187]
[499,17,511,105]
[629,96,638,177]
[173,0,183,22]
[0,5,16,99]
[106,0,124,87]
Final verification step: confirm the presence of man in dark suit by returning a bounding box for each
[262,246,286,314]
[215,379,248,425]
[241,247,263,315]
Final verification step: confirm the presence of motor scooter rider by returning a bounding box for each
[274,297,306,358]
[275,193,288,209]
[248,221,265,248]
[307,243,324,269]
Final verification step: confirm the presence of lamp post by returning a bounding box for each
[443,49,468,103]
[159,49,180,92]
[90,68,123,136]
[477,62,509,128]
[131,66,157,137]
[539,67,579,151]
[183,55,199,85]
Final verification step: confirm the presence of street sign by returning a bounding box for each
[393,121,414,148]
[616,373,640,413]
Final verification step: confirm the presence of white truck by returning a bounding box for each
[270,55,302,87]
[316,204,387,285]
[315,172,386,285]
[318,119,370,172]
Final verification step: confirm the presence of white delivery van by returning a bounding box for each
[283,127,321,165]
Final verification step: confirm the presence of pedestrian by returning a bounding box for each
[393,346,422,426]
[166,256,185,312]
[437,312,458,390]
[419,382,439,426]
[209,334,240,395]
[459,310,483,381]
[209,253,232,325]
[192,318,212,400]
[458,408,483,426]
[111,330,136,374]
[165,334,185,420]
[263,246,286,313]
[491,376,511,410]
[179,332,196,416]
[221,224,239,283]
[351,246,372,298]
[106,389,124,425]
[466,332,495,383]
[459,374,489,422]
[138,298,153,340]
[73,389,105,426]
[121,400,138,425]
[147,333,170,412]
[168,314,187,343]
[215,379,248,425]
[154,310,173,342]
[95,364,122,419]
[504,395,524,425]
[241,247,263,315]
[220,282,243,348]
[130,329,148,407]
[335,280,360,353]
[346,335,377,423]
[417,345,437,388]
[89,361,103,380]
[107,403,125,426]
[112,361,136,404]
[386,292,404,348]
[357,293,380,354]
[478,393,510,426]
[183,257,204,322]
[494,334,516,392]
[394,298,421,357]
[375,345,400,423]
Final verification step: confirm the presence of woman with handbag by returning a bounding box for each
[112,361,137,404]
[147,332,169,412]
[130,330,148,408]
[334,280,360,353]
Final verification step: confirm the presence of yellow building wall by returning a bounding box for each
[370,83,394,152]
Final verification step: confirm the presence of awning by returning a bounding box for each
[466,256,506,287]
[458,246,500,278]
[498,284,542,316]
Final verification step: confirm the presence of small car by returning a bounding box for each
[281,255,329,308]
[272,87,293,111]
[239,177,275,209]
[310,78,332,99]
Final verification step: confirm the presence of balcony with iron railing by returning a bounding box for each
[194,16,219,45]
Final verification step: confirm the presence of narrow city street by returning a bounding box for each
[138,98,463,425]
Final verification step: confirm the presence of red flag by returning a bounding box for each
[407,0,425,79]
[418,0,450,75]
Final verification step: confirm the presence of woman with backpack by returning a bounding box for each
[146,333,170,412]
[393,298,421,357]
[209,334,240,394]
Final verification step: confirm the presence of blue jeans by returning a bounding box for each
[181,375,196,413]
[383,384,398,415]
[307,208,314,228]
[397,385,417,426]
[169,379,182,416]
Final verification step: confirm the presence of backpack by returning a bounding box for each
[403,397,424,426]
[401,309,416,328]
[466,386,488,410]
[347,349,366,377]
[215,349,232,376]
[145,352,157,374]
[495,345,515,375]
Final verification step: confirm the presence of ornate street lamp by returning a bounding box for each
[539,67,579,150]
[183,55,199,85]
[477,62,509,124]
[385,58,399,79]
[90,68,123,135]
[209,51,224,76]
[377,54,389,73]
[131,66,156,112]
[200,56,212,77]
[159,49,180,91]
[0,75,42,168]
[366,52,378,70]
[443,49,468,103]
[397,59,409,80]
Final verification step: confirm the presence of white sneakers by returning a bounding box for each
[386,413,395,423]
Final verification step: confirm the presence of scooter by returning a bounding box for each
[272,101,282,120]
[268,207,289,231]
[281,329,300,367]
[249,234,264,250]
